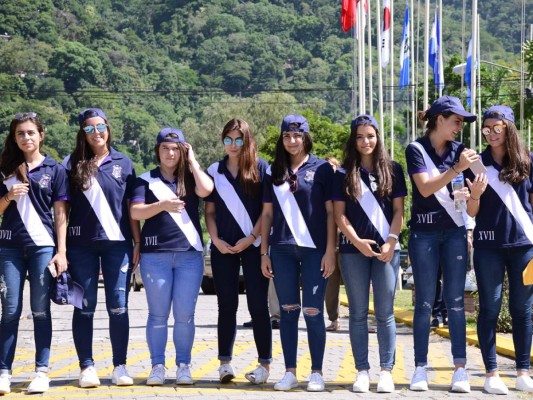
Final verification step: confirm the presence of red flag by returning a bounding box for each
[341,0,356,32]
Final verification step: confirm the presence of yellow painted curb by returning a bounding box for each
[339,293,529,362]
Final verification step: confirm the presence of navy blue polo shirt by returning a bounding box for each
[64,147,136,243]
[332,162,407,253]
[263,154,334,252]
[131,167,203,252]
[0,155,70,247]
[406,136,465,231]
[465,149,533,248]
[205,156,268,246]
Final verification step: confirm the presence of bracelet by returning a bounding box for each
[134,241,141,244]
[469,196,479,201]
[260,253,269,257]
[388,233,399,241]
[451,165,460,174]
[250,232,257,240]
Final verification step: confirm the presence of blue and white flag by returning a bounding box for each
[399,6,410,89]
[429,7,444,93]
[465,34,473,107]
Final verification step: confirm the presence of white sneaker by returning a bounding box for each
[79,366,100,388]
[410,366,428,391]
[516,375,533,392]
[377,370,395,393]
[352,370,370,393]
[176,363,193,385]
[273,371,298,391]
[27,371,50,393]
[484,376,509,394]
[245,365,269,384]
[218,363,235,383]
[147,364,165,386]
[451,367,470,393]
[307,372,325,392]
[111,364,133,386]
[0,373,11,394]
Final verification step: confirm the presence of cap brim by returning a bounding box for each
[70,281,84,309]
[454,110,477,123]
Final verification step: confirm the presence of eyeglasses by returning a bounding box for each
[369,173,378,192]
[288,173,298,193]
[83,123,108,134]
[223,137,244,147]
[481,124,505,136]
[14,112,37,119]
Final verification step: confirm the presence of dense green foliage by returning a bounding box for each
[0,0,531,171]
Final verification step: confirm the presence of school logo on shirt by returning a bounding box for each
[304,170,315,182]
[38,174,51,189]
[0,230,12,240]
[478,231,495,241]
[144,236,158,246]
[112,164,122,179]
[416,213,434,224]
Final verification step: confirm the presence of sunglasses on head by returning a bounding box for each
[223,137,244,147]
[481,124,505,136]
[14,112,37,119]
[288,173,298,193]
[83,123,108,134]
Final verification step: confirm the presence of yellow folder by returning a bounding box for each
[523,257,533,285]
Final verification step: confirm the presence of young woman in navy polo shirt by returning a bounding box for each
[65,108,141,388]
[466,106,533,394]
[0,113,69,394]
[130,128,213,386]
[405,96,478,393]
[261,114,336,392]
[205,119,272,384]
[333,114,407,393]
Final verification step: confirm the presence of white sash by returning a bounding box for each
[140,172,203,251]
[410,141,465,227]
[267,168,316,248]
[359,177,390,242]
[4,176,54,246]
[485,166,533,244]
[83,177,125,241]
[208,163,260,247]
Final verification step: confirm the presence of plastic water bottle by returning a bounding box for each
[452,173,466,212]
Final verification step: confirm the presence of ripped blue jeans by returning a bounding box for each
[270,244,327,371]
[408,227,467,367]
[68,242,132,369]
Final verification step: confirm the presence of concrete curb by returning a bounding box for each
[339,293,523,361]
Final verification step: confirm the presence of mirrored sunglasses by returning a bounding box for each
[369,173,378,192]
[481,124,505,136]
[83,123,108,134]
[223,137,244,147]
[14,112,37,119]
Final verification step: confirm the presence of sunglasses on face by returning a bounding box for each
[83,123,108,134]
[223,137,244,147]
[288,173,298,193]
[14,112,37,119]
[481,124,505,136]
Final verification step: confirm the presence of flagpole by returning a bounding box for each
[423,0,430,109]
[476,13,482,152]
[470,0,478,150]
[520,0,526,133]
[376,0,384,142]
[367,0,374,115]
[389,0,395,159]
[438,0,443,97]
[359,0,366,114]
[410,0,416,141]
[352,6,358,116]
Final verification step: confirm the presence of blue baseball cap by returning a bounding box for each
[482,105,515,124]
[280,114,309,134]
[78,108,107,126]
[428,96,477,123]
[51,271,84,309]
[157,127,186,144]
[351,114,379,132]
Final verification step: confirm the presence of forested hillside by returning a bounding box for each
[0,0,530,170]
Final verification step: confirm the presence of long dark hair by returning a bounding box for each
[486,120,530,184]
[271,132,313,186]
[155,135,194,197]
[0,113,44,183]
[69,115,112,192]
[221,119,260,196]
[343,123,393,200]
